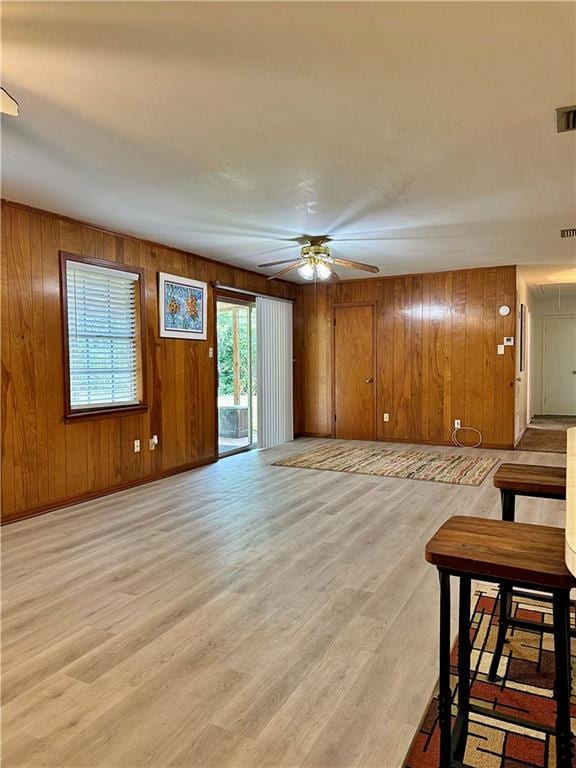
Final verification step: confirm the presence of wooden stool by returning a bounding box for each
[493,463,566,522]
[426,516,574,768]
[492,463,573,674]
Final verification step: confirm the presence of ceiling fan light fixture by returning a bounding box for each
[298,262,315,280]
[262,235,378,281]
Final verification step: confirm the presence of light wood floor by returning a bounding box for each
[1,438,567,768]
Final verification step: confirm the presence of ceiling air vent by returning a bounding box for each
[556,106,576,133]
[560,228,576,238]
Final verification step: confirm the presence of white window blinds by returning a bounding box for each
[256,296,293,449]
[66,261,142,410]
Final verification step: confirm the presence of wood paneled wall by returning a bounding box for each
[1,202,296,523]
[298,266,516,447]
[1,199,517,523]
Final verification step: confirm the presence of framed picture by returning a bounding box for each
[519,303,526,372]
[159,272,208,340]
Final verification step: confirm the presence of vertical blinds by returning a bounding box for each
[66,261,141,409]
[256,296,293,449]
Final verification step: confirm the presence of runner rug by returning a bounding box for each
[404,588,576,767]
[273,444,498,486]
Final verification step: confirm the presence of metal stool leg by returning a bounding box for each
[552,590,573,768]
[488,582,512,682]
[500,489,515,522]
[438,570,452,767]
[453,576,471,763]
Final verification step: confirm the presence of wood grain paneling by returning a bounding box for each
[1,201,296,523]
[1,198,517,523]
[333,304,376,440]
[298,267,516,448]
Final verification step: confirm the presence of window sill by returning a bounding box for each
[64,404,149,423]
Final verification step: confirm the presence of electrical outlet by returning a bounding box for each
[149,434,159,451]
[497,344,505,355]
[454,419,461,429]
[133,439,140,453]
[209,347,214,358]
[383,413,389,422]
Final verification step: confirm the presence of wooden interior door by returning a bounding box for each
[333,304,376,440]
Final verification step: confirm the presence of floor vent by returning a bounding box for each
[556,106,576,133]
[560,228,576,238]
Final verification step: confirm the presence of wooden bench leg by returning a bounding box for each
[438,570,453,767]
[552,590,573,768]
[453,576,471,763]
[500,489,516,522]
[488,583,512,681]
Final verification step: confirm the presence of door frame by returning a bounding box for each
[331,301,378,440]
[541,314,576,414]
[214,289,257,458]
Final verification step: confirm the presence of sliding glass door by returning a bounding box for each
[216,297,257,456]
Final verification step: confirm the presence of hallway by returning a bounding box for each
[516,415,576,453]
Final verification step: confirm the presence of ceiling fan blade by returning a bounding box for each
[332,236,395,242]
[267,262,302,280]
[258,259,299,268]
[333,258,379,274]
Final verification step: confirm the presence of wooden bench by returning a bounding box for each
[493,463,566,522]
[426,515,574,768]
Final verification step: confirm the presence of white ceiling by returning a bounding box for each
[535,281,576,298]
[2,1,575,283]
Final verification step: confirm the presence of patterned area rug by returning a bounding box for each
[273,444,499,486]
[404,589,576,767]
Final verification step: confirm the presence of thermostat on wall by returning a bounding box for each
[498,305,511,317]
[504,337,514,346]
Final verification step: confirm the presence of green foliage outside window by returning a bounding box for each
[217,308,250,397]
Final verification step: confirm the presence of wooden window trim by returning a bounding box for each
[59,251,149,422]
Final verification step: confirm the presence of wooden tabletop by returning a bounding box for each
[493,463,566,496]
[426,516,575,589]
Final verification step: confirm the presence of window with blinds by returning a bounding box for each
[64,258,144,413]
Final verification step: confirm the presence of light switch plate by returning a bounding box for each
[383,413,389,422]
[497,344,505,355]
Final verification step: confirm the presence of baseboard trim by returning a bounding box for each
[299,434,513,450]
[1,456,217,525]
[514,424,529,447]
[377,436,514,450]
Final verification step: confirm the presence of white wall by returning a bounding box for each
[530,291,576,415]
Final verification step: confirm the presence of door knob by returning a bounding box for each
[366,377,374,383]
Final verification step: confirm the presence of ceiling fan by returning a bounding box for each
[258,236,380,281]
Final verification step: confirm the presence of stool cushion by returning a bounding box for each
[426,516,575,589]
[493,463,566,497]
